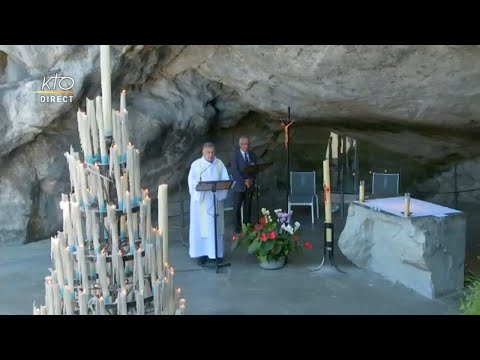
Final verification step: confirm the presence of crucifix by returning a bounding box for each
[279,106,295,211]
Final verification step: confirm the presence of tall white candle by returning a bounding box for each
[120,89,127,112]
[70,201,83,248]
[145,195,151,244]
[136,290,145,315]
[96,96,108,165]
[125,191,135,251]
[77,243,89,291]
[82,113,93,163]
[137,248,144,293]
[118,288,127,315]
[121,110,129,163]
[153,279,161,315]
[52,282,62,315]
[135,149,141,203]
[150,239,157,283]
[45,276,54,315]
[100,45,113,136]
[118,251,126,290]
[156,229,163,278]
[64,286,73,315]
[64,245,75,289]
[323,159,333,243]
[112,146,123,208]
[99,296,106,315]
[112,111,120,159]
[92,210,100,252]
[158,184,168,264]
[87,98,99,161]
[51,236,65,287]
[79,289,88,315]
[77,162,90,208]
[97,250,109,299]
[108,205,119,285]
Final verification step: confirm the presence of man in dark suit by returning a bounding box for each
[231,136,257,233]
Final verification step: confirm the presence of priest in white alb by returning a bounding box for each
[188,142,230,266]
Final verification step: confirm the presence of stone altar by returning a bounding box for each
[338,197,466,299]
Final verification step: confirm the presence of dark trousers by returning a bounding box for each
[233,189,253,232]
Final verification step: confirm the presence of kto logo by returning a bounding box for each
[35,73,75,103]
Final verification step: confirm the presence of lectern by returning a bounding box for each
[244,162,273,222]
[196,179,234,273]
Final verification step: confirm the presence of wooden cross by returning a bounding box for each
[280,118,295,150]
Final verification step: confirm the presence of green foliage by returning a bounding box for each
[461,257,480,315]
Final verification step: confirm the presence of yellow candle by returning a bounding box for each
[404,193,411,217]
[359,180,365,203]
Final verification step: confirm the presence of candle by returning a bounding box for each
[121,175,128,206]
[136,290,145,315]
[64,286,73,315]
[77,243,89,292]
[70,201,83,248]
[94,164,105,212]
[100,45,112,136]
[323,159,333,243]
[82,113,93,163]
[77,162,90,208]
[150,238,157,283]
[64,245,75,289]
[156,229,163,277]
[45,276,54,315]
[125,191,135,252]
[175,287,182,310]
[33,303,41,315]
[92,209,100,253]
[135,149,141,203]
[359,180,365,203]
[51,236,65,286]
[145,195,151,244]
[153,279,161,315]
[40,305,47,315]
[108,205,119,285]
[87,98,99,162]
[118,288,127,315]
[79,289,88,315]
[99,296,106,315]
[179,304,186,315]
[404,193,411,217]
[120,89,127,112]
[95,96,108,165]
[97,250,109,299]
[52,282,62,315]
[137,248,144,293]
[127,143,135,203]
[118,250,126,290]
[121,111,129,164]
[111,146,123,208]
[139,200,145,249]
[158,184,168,264]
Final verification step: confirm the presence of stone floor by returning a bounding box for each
[0,204,463,315]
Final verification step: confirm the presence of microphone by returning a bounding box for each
[199,159,215,181]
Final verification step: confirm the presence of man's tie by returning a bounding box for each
[244,152,249,163]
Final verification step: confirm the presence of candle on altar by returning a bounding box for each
[404,193,411,217]
[100,45,113,136]
[323,159,333,243]
[158,184,168,264]
[359,180,365,203]
[120,89,127,112]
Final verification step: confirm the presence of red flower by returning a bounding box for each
[304,241,312,249]
[260,217,267,224]
[260,233,268,242]
[232,235,238,241]
[269,231,277,239]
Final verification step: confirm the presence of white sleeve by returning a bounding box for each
[188,162,203,202]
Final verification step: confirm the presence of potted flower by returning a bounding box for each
[231,208,312,269]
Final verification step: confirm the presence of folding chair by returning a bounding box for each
[288,171,320,224]
[372,172,400,196]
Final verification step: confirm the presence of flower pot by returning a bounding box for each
[258,256,286,270]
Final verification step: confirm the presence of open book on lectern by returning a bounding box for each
[196,180,235,192]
